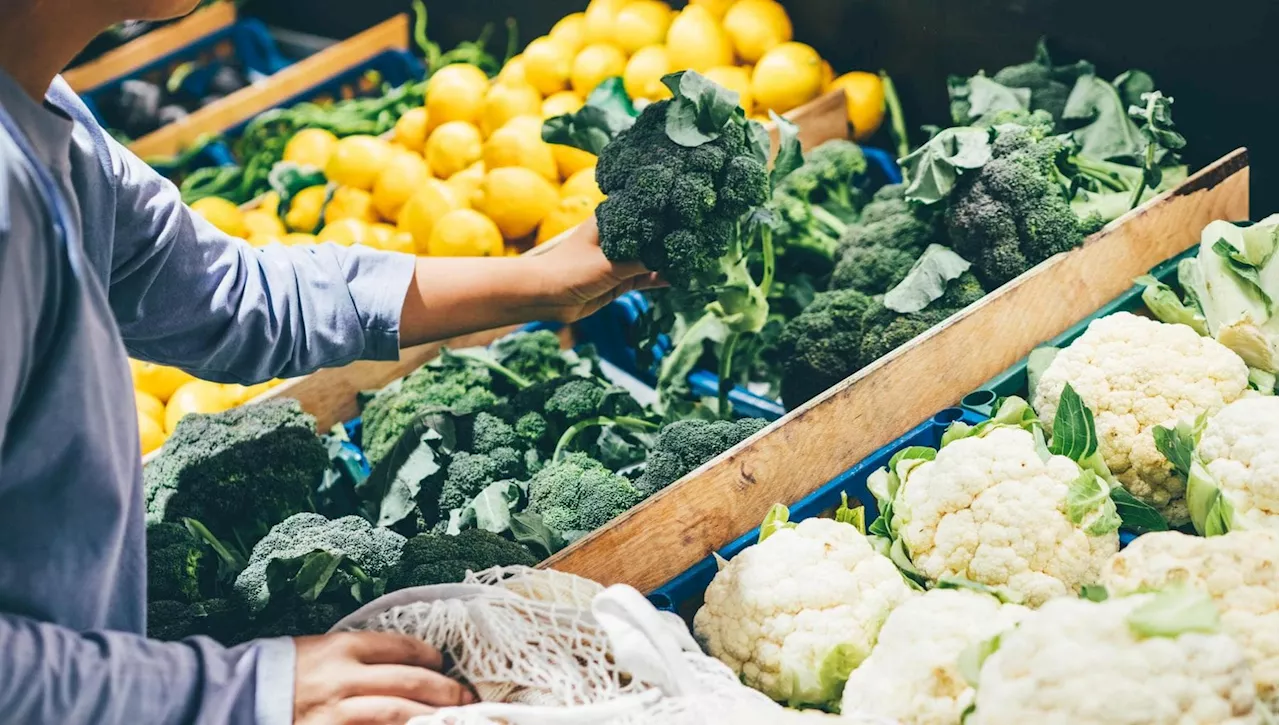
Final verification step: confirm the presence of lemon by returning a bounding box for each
[242,208,286,238]
[283,128,339,169]
[571,43,627,97]
[325,186,379,224]
[130,360,196,403]
[190,197,247,238]
[135,390,165,424]
[497,54,528,87]
[536,195,596,245]
[445,161,486,207]
[425,63,489,129]
[225,381,273,405]
[583,0,631,44]
[138,412,166,456]
[703,65,754,115]
[247,233,283,247]
[282,233,317,246]
[541,90,584,119]
[369,223,417,254]
[372,152,430,221]
[613,0,672,53]
[560,166,605,203]
[427,208,505,256]
[482,115,559,183]
[690,0,734,20]
[821,60,835,89]
[317,218,371,246]
[258,191,282,217]
[551,143,597,180]
[284,185,327,233]
[398,179,465,253]
[164,380,233,434]
[522,36,575,96]
[325,135,394,191]
[666,5,734,72]
[751,41,823,114]
[424,120,484,179]
[623,45,672,101]
[392,107,430,152]
[481,82,543,136]
[549,12,587,52]
[476,166,560,240]
[722,0,792,63]
[828,71,886,141]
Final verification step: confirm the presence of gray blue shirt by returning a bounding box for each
[0,69,416,724]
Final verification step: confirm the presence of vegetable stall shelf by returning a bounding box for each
[536,149,1250,595]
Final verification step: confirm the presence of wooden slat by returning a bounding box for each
[774,88,849,152]
[63,4,238,91]
[540,148,1251,593]
[128,14,411,159]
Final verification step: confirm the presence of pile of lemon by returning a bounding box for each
[131,360,285,457]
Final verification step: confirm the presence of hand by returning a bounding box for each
[293,631,474,725]
[527,217,665,323]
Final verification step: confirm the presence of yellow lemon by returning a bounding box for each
[247,233,282,247]
[258,191,282,217]
[424,120,484,179]
[481,82,543,136]
[828,71,886,141]
[325,135,395,191]
[445,161,486,207]
[427,208,505,256]
[325,186,379,223]
[190,197,247,238]
[226,381,273,405]
[369,223,417,254]
[317,218,371,247]
[666,5,734,73]
[613,0,672,53]
[242,208,286,238]
[690,0,734,20]
[481,115,559,183]
[551,143,597,180]
[522,36,574,96]
[282,233,317,246]
[541,90,584,119]
[425,63,489,129]
[497,54,528,87]
[138,412,166,456]
[722,0,792,63]
[475,166,560,240]
[571,43,627,97]
[372,152,431,221]
[536,195,596,245]
[703,65,754,115]
[583,0,632,45]
[549,12,587,52]
[284,185,327,233]
[751,41,823,114]
[392,107,430,152]
[164,380,233,434]
[398,179,465,253]
[821,60,835,89]
[560,166,605,203]
[369,222,396,247]
[282,128,339,169]
[623,44,672,101]
[135,390,165,424]
[130,360,196,403]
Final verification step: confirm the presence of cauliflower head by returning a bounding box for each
[890,426,1119,606]
[1196,397,1280,533]
[841,588,1029,724]
[693,517,915,710]
[1035,312,1250,525]
[1101,530,1279,714]
[969,593,1260,725]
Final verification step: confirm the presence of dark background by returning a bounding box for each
[247,0,1278,215]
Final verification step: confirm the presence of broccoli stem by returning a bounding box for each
[1071,155,1138,192]
[879,71,910,160]
[445,350,533,389]
[717,333,741,420]
[551,416,660,462]
[760,226,776,298]
[1129,142,1158,210]
[807,205,848,240]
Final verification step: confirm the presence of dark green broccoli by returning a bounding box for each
[148,597,246,644]
[437,449,524,513]
[146,522,204,603]
[858,272,987,363]
[242,601,347,640]
[766,140,870,278]
[635,418,768,495]
[234,513,406,613]
[384,529,538,591]
[143,400,326,555]
[487,330,573,384]
[471,412,518,453]
[774,288,875,410]
[950,40,1094,131]
[830,184,943,296]
[515,411,551,449]
[526,452,647,535]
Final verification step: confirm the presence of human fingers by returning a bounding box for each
[341,631,446,670]
[330,695,441,725]
[340,664,475,707]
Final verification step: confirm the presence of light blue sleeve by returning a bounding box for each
[104,135,417,385]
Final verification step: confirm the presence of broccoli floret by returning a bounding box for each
[436,449,524,514]
[384,530,538,591]
[243,601,347,640]
[830,244,919,297]
[471,412,517,453]
[515,411,551,449]
[526,452,647,534]
[148,597,246,644]
[776,139,868,220]
[146,522,204,603]
[635,418,768,495]
[545,378,607,421]
[827,183,942,296]
[488,330,572,384]
[234,513,406,613]
[143,399,325,554]
[775,288,875,410]
[858,272,987,364]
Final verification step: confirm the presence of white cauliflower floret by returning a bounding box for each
[891,426,1119,606]
[693,518,915,710]
[1196,397,1280,532]
[1101,530,1279,714]
[1035,312,1250,524]
[841,588,1029,724]
[969,593,1260,724]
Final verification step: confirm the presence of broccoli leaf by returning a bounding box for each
[510,511,564,558]
[452,480,523,535]
[1062,74,1147,164]
[900,127,993,205]
[265,549,347,604]
[767,111,804,185]
[661,70,740,147]
[746,119,771,165]
[1048,383,1098,462]
[1110,486,1169,534]
[1126,589,1220,639]
[541,77,637,155]
[365,413,460,528]
[883,245,973,314]
[958,74,1032,121]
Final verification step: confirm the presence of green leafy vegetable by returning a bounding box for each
[883,245,974,314]
[759,503,795,543]
[1126,589,1221,639]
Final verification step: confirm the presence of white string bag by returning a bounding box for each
[330,566,900,725]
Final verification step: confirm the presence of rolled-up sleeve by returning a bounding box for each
[105,139,416,384]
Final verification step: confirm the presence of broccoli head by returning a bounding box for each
[487,330,572,384]
[384,529,538,592]
[829,244,920,298]
[774,139,868,221]
[858,272,987,364]
[148,597,246,644]
[436,449,524,514]
[635,418,768,495]
[830,184,943,296]
[243,601,347,640]
[143,399,325,554]
[526,452,647,535]
[146,522,204,604]
[775,288,875,410]
[515,411,551,450]
[470,412,518,453]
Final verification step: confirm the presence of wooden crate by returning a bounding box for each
[539,149,1251,594]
